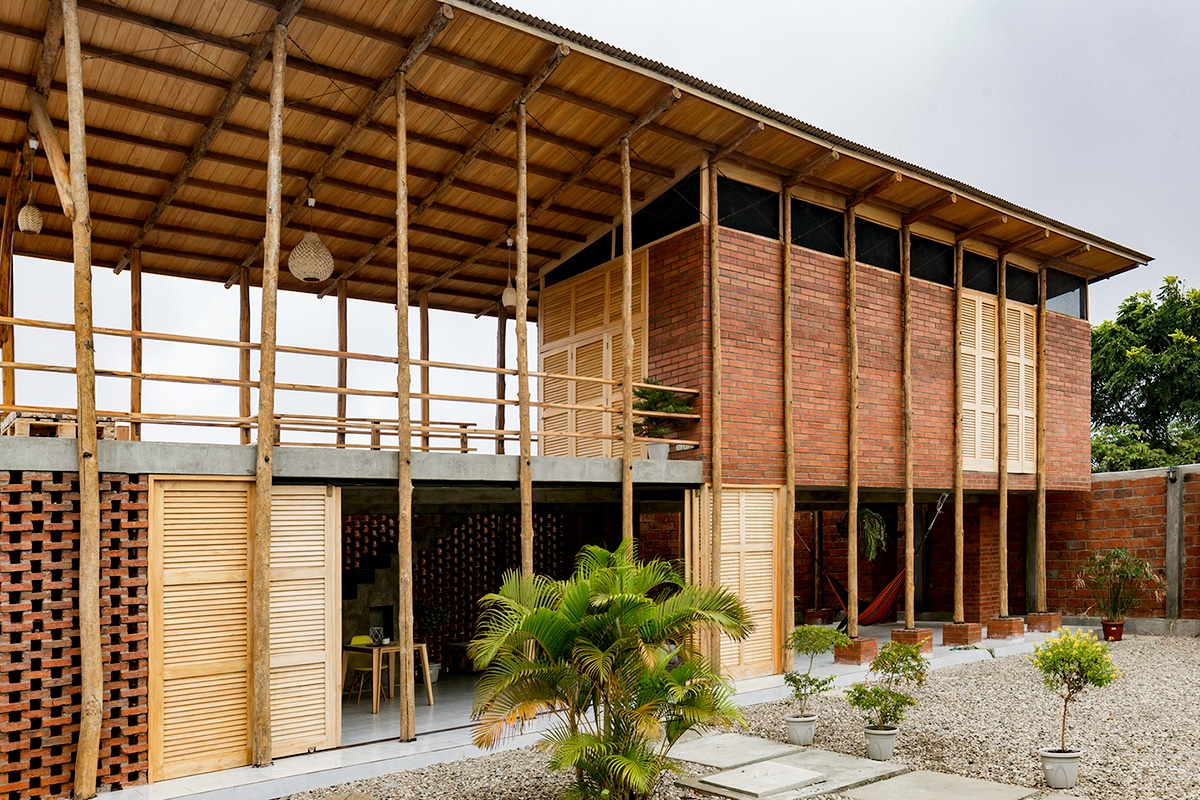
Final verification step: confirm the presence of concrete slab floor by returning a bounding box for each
[700,762,826,798]
[843,769,1039,800]
[678,748,906,799]
[669,732,801,769]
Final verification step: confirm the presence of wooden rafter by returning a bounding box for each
[847,171,902,208]
[11,1,63,207]
[317,43,574,298]
[902,193,957,226]
[25,89,73,219]
[224,3,455,283]
[708,120,764,163]
[1039,243,1090,269]
[783,149,839,187]
[112,0,308,273]
[415,87,682,299]
[999,228,1050,257]
[955,214,1007,242]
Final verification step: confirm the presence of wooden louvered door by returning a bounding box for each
[960,292,998,472]
[149,478,254,781]
[717,487,782,681]
[268,486,340,758]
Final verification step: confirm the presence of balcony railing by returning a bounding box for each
[0,315,700,456]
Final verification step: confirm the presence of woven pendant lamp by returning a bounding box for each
[501,236,517,311]
[17,136,43,235]
[287,197,334,283]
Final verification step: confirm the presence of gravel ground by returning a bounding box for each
[284,635,1200,800]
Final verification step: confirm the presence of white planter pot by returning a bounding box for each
[419,662,441,684]
[783,713,817,746]
[864,726,898,761]
[646,443,670,460]
[1038,748,1082,789]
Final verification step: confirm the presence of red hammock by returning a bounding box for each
[800,495,947,630]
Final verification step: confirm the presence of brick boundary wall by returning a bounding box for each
[1,471,149,800]
[1046,470,1176,618]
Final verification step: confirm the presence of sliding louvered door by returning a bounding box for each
[268,486,341,758]
[960,292,998,472]
[149,478,254,781]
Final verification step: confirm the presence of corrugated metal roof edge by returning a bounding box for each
[452,0,1153,272]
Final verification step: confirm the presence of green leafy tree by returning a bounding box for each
[469,541,752,800]
[784,625,850,715]
[1092,276,1200,470]
[844,641,928,729]
[1030,628,1120,752]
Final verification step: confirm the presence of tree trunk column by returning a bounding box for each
[620,137,634,541]
[845,207,860,639]
[516,103,534,576]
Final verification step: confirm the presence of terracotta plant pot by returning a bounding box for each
[1101,620,1125,642]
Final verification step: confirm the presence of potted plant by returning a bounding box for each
[414,598,450,682]
[836,507,888,561]
[782,625,850,745]
[631,378,694,459]
[844,641,928,760]
[1075,547,1165,641]
[1030,627,1119,789]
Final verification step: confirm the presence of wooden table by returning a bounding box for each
[341,642,435,714]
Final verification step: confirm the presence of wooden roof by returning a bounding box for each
[0,0,1150,319]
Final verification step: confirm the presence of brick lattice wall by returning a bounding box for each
[637,512,682,566]
[1,471,148,800]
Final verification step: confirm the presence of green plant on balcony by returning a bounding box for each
[630,378,694,440]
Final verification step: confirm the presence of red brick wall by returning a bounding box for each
[647,229,1092,493]
[1,471,148,800]
[1184,473,1200,618]
[638,512,682,566]
[1046,472,1169,616]
[1046,313,1093,490]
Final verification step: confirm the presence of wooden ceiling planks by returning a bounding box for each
[0,0,1146,317]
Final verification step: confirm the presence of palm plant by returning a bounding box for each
[469,541,753,800]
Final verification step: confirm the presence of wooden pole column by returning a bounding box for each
[336,282,348,447]
[130,249,142,440]
[781,185,796,665]
[239,270,251,445]
[250,23,287,767]
[620,137,634,541]
[845,207,860,639]
[419,293,430,451]
[1034,268,1048,611]
[953,244,965,623]
[395,81,417,742]
[63,1,101,795]
[495,303,507,454]
[0,149,21,408]
[996,256,1009,618]
[707,156,724,659]
[901,225,915,630]
[516,103,534,576]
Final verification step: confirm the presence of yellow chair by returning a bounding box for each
[345,635,389,704]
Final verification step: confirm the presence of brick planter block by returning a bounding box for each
[890,627,934,655]
[1026,612,1063,633]
[986,617,1026,639]
[834,636,878,665]
[941,622,983,646]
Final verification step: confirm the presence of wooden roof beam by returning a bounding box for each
[783,149,840,188]
[225,3,455,283]
[902,193,957,227]
[1039,243,1091,269]
[847,172,902,208]
[414,87,682,300]
[112,0,308,274]
[708,121,765,164]
[316,44,573,297]
[999,228,1051,257]
[24,88,73,220]
[955,214,1008,242]
[11,3,63,206]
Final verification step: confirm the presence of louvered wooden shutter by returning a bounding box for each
[269,486,341,758]
[574,337,607,457]
[960,292,998,472]
[717,488,781,681]
[540,349,570,456]
[150,478,253,782]
[1005,304,1037,474]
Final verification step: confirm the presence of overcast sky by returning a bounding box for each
[11,0,1198,442]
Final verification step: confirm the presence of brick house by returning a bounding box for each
[0,0,1149,797]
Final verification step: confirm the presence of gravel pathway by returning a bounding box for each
[283,635,1199,800]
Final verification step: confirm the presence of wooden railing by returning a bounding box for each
[0,315,700,455]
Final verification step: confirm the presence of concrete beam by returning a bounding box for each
[1165,464,1187,620]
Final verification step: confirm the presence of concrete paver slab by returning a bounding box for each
[669,733,800,768]
[700,763,826,798]
[843,769,1038,800]
[679,748,906,799]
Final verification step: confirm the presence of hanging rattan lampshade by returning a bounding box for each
[288,231,334,283]
[501,279,517,311]
[17,200,42,235]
